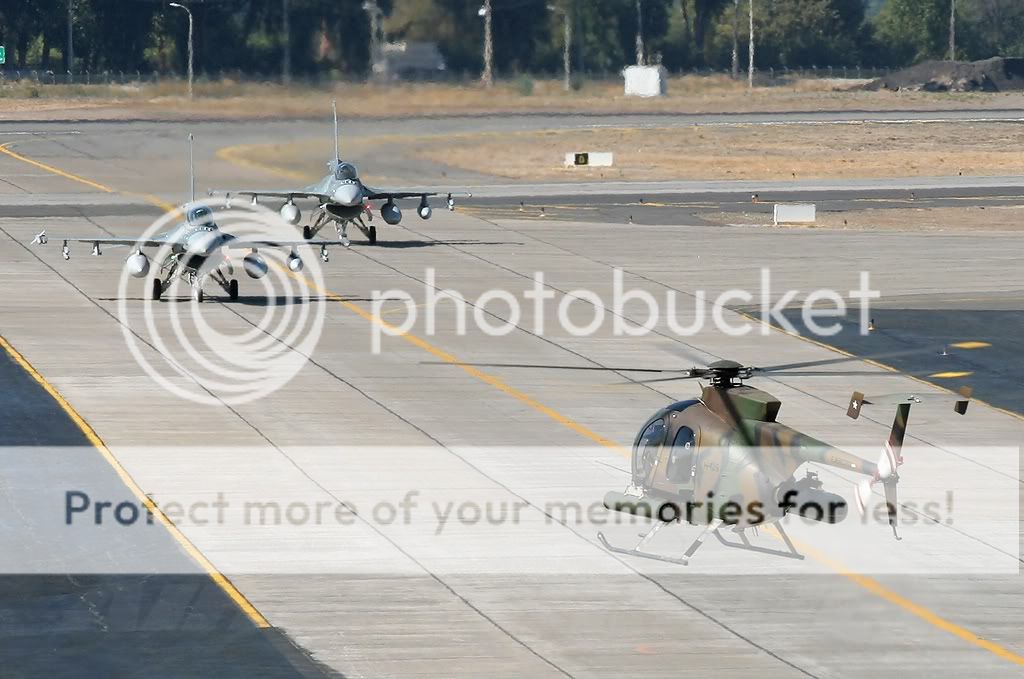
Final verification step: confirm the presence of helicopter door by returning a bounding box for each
[666,426,698,491]
[633,419,666,486]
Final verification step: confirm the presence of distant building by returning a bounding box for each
[373,42,447,81]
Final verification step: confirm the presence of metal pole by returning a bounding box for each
[283,0,291,85]
[949,0,956,61]
[731,0,739,80]
[169,3,193,98]
[563,7,572,91]
[481,0,493,87]
[362,1,383,80]
[748,0,754,89]
[634,0,644,66]
[67,0,74,75]
[186,10,193,98]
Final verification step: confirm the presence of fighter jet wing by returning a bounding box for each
[223,238,350,249]
[209,189,330,201]
[31,230,169,248]
[363,189,438,200]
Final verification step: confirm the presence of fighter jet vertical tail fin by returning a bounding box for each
[332,98,339,163]
[187,132,196,204]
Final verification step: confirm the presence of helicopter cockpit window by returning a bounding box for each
[334,162,358,181]
[667,426,697,484]
[633,419,666,484]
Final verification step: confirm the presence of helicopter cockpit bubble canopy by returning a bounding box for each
[333,162,358,181]
[633,399,700,451]
[187,205,216,227]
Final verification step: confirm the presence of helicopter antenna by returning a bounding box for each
[332,99,339,162]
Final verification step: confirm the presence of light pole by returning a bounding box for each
[547,3,572,91]
[949,0,956,61]
[731,0,740,80]
[634,0,645,66]
[282,0,291,85]
[169,2,193,99]
[748,0,755,89]
[479,1,493,87]
[362,1,383,79]
[67,0,74,76]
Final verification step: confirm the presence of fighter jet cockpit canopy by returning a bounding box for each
[186,205,216,228]
[333,161,358,181]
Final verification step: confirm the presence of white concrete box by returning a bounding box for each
[773,203,816,225]
[623,65,668,97]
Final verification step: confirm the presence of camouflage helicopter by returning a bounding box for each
[444,353,971,565]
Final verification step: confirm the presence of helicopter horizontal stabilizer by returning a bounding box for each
[846,387,972,420]
[850,386,971,539]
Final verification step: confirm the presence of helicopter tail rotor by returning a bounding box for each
[849,386,971,539]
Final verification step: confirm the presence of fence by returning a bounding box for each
[0,65,895,88]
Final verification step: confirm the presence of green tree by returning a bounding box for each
[874,0,950,64]
[960,0,1024,58]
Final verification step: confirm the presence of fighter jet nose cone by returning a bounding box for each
[187,231,220,256]
[332,184,362,207]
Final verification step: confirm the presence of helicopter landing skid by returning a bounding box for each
[598,519,804,566]
[713,521,805,561]
[598,518,723,566]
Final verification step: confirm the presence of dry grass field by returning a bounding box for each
[5,75,1024,120]
[230,121,1024,183]
[410,122,1024,181]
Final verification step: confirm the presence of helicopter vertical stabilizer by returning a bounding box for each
[850,386,972,539]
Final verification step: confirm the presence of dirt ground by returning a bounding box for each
[412,122,1024,181]
[6,76,1024,121]
[238,121,1024,183]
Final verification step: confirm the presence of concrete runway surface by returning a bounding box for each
[0,118,1021,678]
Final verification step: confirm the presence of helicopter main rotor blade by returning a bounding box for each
[753,348,950,374]
[659,342,715,366]
[760,370,900,377]
[421,361,687,374]
[613,373,703,386]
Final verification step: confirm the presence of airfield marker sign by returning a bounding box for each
[564,151,614,168]
[0,46,5,65]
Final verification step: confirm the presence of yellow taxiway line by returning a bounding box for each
[4,139,1022,665]
[0,334,270,629]
[0,141,268,629]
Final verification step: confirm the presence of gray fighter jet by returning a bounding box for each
[209,100,466,245]
[31,135,349,303]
